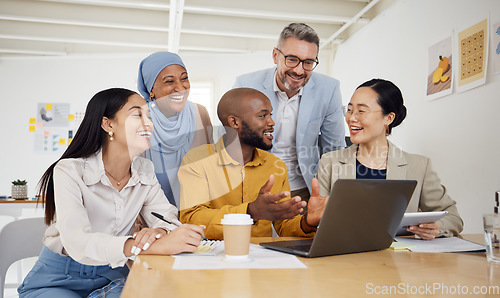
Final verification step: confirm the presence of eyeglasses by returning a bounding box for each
[342,105,382,120]
[275,48,319,71]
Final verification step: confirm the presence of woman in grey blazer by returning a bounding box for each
[317,79,463,239]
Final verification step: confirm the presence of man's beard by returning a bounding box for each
[278,70,306,92]
[240,121,272,151]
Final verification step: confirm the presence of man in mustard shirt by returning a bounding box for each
[179,88,327,240]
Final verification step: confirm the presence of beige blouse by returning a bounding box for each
[44,150,180,268]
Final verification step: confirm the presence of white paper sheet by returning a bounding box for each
[172,243,307,270]
[395,237,485,253]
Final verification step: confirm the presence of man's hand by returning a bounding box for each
[247,175,306,222]
[305,178,328,227]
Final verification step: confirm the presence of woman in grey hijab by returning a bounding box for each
[138,52,212,207]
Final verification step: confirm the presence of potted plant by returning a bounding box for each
[12,179,28,200]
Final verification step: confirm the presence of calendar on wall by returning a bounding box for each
[456,18,488,93]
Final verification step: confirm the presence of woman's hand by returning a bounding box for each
[146,224,205,255]
[407,222,440,240]
[131,228,168,255]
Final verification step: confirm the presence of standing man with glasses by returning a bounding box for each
[234,23,345,204]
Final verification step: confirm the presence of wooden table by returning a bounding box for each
[0,199,44,218]
[122,235,500,297]
[0,199,40,204]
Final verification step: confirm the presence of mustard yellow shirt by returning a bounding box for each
[179,136,314,240]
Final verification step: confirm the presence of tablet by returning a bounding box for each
[396,211,448,236]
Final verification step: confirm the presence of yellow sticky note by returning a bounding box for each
[68,138,73,145]
[68,114,75,121]
[194,245,211,254]
[29,118,36,124]
[29,125,35,132]
[390,242,415,251]
[46,104,52,110]
[59,138,66,145]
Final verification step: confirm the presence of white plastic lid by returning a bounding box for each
[221,213,253,225]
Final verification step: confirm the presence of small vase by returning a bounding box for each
[12,185,28,200]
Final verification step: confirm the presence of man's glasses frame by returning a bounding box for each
[275,48,319,71]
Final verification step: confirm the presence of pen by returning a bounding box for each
[151,212,207,240]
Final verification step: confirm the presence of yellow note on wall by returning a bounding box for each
[46,104,53,110]
[68,114,75,121]
[59,138,66,145]
[29,126,35,132]
[29,118,36,124]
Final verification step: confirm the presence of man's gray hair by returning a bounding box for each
[277,23,320,49]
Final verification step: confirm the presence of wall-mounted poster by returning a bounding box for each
[426,34,453,100]
[493,21,500,75]
[32,102,74,154]
[36,102,70,127]
[34,128,69,154]
[456,18,489,93]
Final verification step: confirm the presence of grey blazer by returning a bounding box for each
[316,142,463,237]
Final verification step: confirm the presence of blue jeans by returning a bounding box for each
[18,246,129,298]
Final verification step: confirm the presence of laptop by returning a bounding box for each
[260,179,417,257]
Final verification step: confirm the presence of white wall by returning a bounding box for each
[332,0,500,233]
[0,49,333,199]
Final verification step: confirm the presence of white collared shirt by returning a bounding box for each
[44,150,180,268]
[272,73,307,191]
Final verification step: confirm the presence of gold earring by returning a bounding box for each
[108,131,114,141]
[150,94,156,108]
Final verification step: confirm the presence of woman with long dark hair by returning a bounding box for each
[317,79,463,240]
[18,88,204,297]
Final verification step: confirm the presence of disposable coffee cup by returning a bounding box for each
[221,214,253,261]
[483,213,500,263]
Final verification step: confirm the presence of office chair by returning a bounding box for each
[0,216,14,232]
[0,217,46,298]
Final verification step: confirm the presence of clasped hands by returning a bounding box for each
[247,175,328,227]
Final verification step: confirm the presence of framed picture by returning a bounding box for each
[426,34,453,100]
[456,18,489,93]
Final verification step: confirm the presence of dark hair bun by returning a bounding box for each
[392,104,407,128]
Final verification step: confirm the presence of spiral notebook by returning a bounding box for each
[174,240,225,256]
